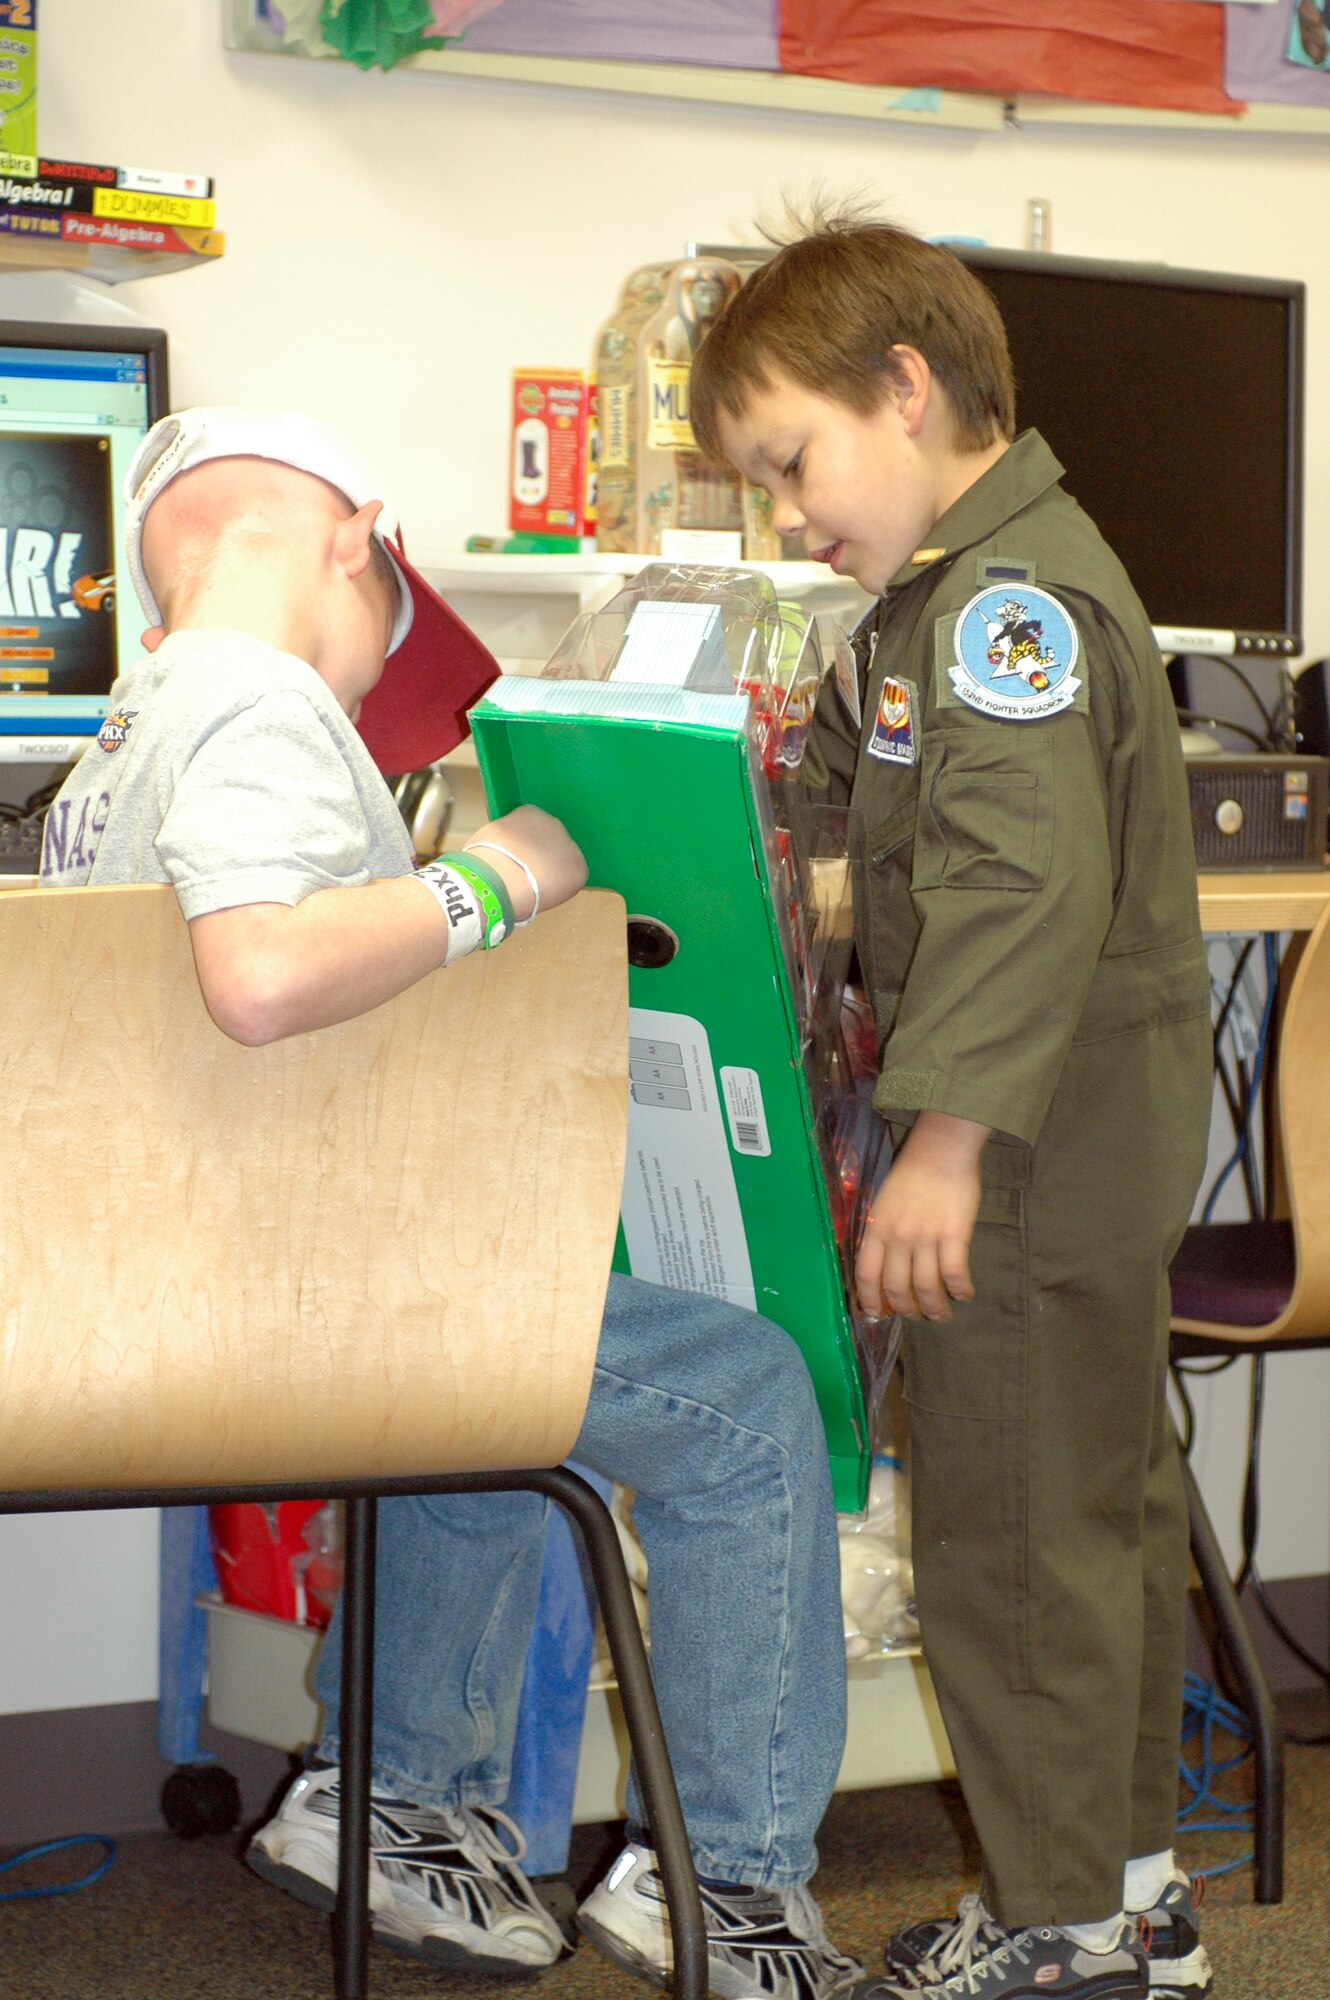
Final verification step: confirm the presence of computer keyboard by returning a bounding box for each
[0,812,44,875]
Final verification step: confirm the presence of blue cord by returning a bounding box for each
[1177,1671,1255,1878]
[1201,933,1279,1224]
[0,1834,116,1902]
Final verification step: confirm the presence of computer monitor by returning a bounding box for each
[950,246,1305,660]
[0,320,169,764]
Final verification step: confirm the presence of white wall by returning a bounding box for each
[1,1,1327,1716]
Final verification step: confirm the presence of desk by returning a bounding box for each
[1197,869,1330,934]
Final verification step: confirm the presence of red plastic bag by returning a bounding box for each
[779,1,1241,118]
[208,1501,343,1628]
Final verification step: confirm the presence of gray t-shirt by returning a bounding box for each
[40,629,415,917]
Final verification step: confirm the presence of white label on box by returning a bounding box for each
[613,599,730,690]
[833,622,862,730]
[719,1065,772,1157]
[622,1007,756,1311]
[659,528,744,563]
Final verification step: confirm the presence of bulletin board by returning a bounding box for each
[223,1,1330,135]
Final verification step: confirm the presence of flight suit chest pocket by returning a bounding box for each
[913,727,1054,892]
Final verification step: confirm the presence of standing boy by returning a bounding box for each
[691,212,1214,2000]
[41,407,860,2000]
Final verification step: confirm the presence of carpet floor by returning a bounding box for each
[3,1719,1326,1998]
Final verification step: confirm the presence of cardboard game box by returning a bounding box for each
[469,568,878,1510]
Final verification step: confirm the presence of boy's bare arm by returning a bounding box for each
[188,804,586,1046]
[854,1111,992,1323]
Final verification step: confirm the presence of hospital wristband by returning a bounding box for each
[415,852,515,963]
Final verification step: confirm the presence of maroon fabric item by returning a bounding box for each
[356,538,499,775]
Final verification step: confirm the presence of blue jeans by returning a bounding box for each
[314,1273,846,1888]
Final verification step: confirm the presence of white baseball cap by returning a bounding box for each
[123,406,497,772]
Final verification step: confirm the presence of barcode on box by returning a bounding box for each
[720,1065,771,1159]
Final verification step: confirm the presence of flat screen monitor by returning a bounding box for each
[0,320,169,763]
[950,246,1304,660]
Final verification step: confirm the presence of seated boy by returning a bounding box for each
[690,211,1215,2000]
[41,407,862,1999]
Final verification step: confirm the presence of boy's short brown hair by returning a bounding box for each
[690,211,1016,463]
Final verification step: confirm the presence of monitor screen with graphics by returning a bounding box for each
[0,321,168,763]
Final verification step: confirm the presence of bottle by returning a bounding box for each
[593,262,673,555]
[633,256,747,557]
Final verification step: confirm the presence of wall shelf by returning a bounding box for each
[0,230,224,286]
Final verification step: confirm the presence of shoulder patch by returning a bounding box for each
[946,583,1082,722]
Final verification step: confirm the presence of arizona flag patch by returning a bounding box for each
[866,674,919,766]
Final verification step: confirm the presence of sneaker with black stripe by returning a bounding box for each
[577,1841,863,1998]
[854,1919,1148,1999]
[246,1764,566,1976]
[883,1875,1212,1997]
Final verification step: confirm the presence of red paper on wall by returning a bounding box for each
[779,1,1242,118]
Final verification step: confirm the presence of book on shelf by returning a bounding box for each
[22,155,214,198]
[0,152,222,281]
[0,211,225,282]
[0,174,215,227]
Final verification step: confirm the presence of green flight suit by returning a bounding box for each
[804,430,1213,1925]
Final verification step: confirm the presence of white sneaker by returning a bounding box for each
[246,1765,566,1974]
[578,1841,862,1998]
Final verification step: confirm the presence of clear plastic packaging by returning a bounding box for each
[542,561,782,696]
[839,1452,918,1659]
[291,1500,344,1629]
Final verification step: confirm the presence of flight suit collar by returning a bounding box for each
[885,429,1066,592]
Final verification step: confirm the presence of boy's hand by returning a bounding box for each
[465,805,587,922]
[855,1111,991,1323]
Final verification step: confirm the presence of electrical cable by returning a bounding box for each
[1169,1355,1240,1457]
[0,1834,116,1902]
[1206,939,1261,1215]
[0,776,63,829]
[1175,708,1273,754]
[1177,1671,1255,1878]
[1200,934,1278,1225]
[1206,657,1281,741]
[1177,657,1293,751]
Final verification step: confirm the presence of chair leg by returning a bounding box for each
[333,1495,377,1998]
[1179,1451,1284,1903]
[530,1466,707,2000]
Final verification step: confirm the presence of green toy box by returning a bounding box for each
[469,566,886,1510]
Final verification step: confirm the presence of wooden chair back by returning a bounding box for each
[0,884,627,1491]
[1172,894,1330,1347]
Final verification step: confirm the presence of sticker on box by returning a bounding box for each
[621,1010,757,1311]
[720,1065,772,1157]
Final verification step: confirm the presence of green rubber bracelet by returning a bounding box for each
[433,850,513,948]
